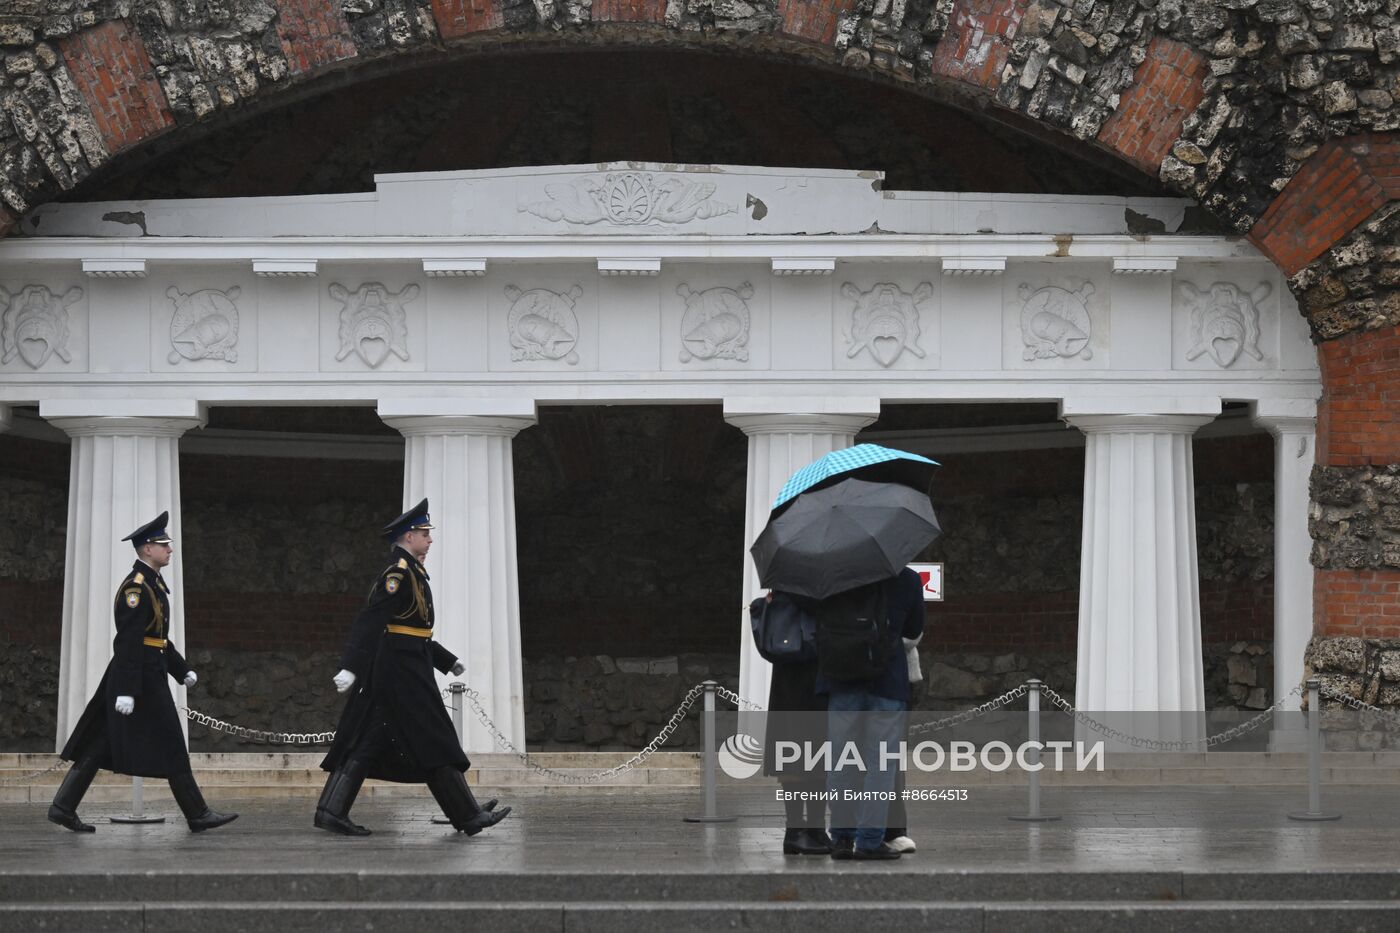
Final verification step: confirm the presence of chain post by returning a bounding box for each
[1288,679,1341,822]
[684,681,736,824]
[1009,679,1059,823]
[449,682,466,744]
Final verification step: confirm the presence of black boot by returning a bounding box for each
[48,757,100,833]
[169,772,238,833]
[425,767,511,836]
[313,760,371,836]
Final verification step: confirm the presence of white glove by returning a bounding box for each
[450,661,465,677]
[115,696,135,715]
[184,671,198,688]
[333,669,356,693]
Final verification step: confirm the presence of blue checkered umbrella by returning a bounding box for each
[771,444,939,515]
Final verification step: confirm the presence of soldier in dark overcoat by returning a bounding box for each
[49,512,238,833]
[314,498,512,836]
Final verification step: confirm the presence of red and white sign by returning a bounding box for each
[909,563,943,601]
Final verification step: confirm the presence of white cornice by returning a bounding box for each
[0,234,1268,264]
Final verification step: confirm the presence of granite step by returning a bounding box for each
[3,871,1399,933]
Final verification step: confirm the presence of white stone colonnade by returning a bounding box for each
[39,400,207,750]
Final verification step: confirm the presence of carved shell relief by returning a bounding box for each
[677,283,753,363]
[167,286,240,364]
[505,285,582,365]
[329,282,416,368]
[842,281,933,368]
[1178,281,1269,368]
[520,172,738,226]
[0,284,82,369]
[1018,282,1095,361]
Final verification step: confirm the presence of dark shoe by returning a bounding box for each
[314,809,372,836]
[457,804,512,836]
[783,828,831,855]
[187,809,239,833]
[426,767,511,836]
[170,772,238,833]
[314,764,371,836]
[852,842,902,860]
[47,806,95,833]
[830,838,855,861]
[48,757,99,832]
[782,828,827,855]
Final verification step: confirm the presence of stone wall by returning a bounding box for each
[1305,635,1400,747]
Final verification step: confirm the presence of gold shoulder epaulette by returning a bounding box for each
[397,558,409,569]
[132,572,145,585]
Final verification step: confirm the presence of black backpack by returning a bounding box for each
[815,581,899,682]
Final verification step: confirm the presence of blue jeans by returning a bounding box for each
[825,691,906,852]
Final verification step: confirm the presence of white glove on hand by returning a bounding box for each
[184,671,198,688]
[450,661,465,677]
[115,696,135,715]
[333,669,356,693]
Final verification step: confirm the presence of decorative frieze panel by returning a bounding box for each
[677,283,753,363]
[505,285,582,365]
[1004,271,1108,370]
[1172,266,1279,372]
[316,274,425,373]
[836,278,938,371]
[166,287,241,364]
[328,282,417,370]
[489,281,597,372]
[0,284,83,371]
[520,172,738,227]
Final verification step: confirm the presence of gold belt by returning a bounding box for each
[386,624,432,638]
[143,637,167,649]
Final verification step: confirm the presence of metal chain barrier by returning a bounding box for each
[459,683,713,784]
[1316,684,1400,725]
[1036,683,1302,751]
[181,706,336,745]
[907,683,1030,737]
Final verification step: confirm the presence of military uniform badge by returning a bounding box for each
[125,589,141,608]
[385,574,401,594]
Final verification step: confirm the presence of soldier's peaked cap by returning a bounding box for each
[122,511,172,548]
[381,498,433,541]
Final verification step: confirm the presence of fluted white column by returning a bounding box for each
[1063,401,1219,716]
[41,400,206,751]
[379,399,536,753]
[1252,399,1318,715]
[723,399,880,710]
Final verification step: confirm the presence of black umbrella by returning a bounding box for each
[750,478,941,600]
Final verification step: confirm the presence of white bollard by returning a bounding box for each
[684,681,736,823]
[1009,679,1059,822]
[434,682,470,824]
[1288,679,1341,822]
[109,776,166,824]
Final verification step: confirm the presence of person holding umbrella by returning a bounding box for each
[751,445,938,861]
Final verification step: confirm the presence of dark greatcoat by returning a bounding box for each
[60,561,193,778]
[320,546,470,782]
[762,592,828,788]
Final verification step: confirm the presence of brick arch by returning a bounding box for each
[3,0,1400,662]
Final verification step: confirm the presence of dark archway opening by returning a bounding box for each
[69,48,1167,205]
